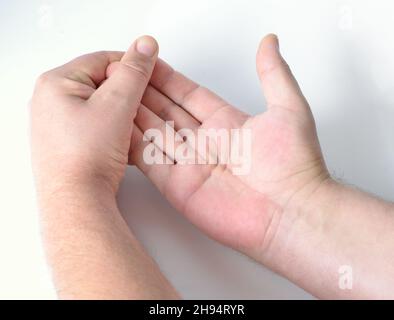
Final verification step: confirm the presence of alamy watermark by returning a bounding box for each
[142,121,252,175]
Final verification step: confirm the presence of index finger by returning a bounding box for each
[51,51,124,88]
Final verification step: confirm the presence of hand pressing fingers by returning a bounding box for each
[31,36,159,193]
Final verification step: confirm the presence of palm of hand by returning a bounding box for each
[127,35,328,257]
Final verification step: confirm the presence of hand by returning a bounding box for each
[31,36,180,299]
[31,36,158,197]
[113,34,329,263]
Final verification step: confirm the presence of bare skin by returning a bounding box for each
[31,36,179,299]
[31,34,394,299]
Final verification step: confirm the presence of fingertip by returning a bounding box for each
[135,35,159,57]
[257,34,280,62]
[262,33,279,49]
[256,33,283,77]
[119,35,159,71]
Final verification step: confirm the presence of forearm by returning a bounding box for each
[262,178,394,299]
[38,182,179,299]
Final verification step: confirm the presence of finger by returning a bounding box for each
[107,59,242,126]
[131,115,216,206]
[129,124,174,194]
[107,61,201,129]
[142,85,201,131]
[106,61,120,78]
[90,35,158,117]
[149,59,231,122]
[135,104,202,163]
[256,34,309,111]
[140,67,246,164]
[55,51,124,88]
[42,51,123,99]
[129,122,144,165]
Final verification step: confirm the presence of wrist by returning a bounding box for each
[257,174,340,272]
[32,150,126,201]
[34,160,120,197]
[257,176,394,298]
[36,175,118,217]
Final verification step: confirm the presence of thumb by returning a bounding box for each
[256,34,308,112]
[90,35,158,117]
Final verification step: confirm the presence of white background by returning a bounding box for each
[1,0,394,299]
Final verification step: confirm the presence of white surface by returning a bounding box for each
[1,0,394,299]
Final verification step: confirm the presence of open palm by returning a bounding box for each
[117,35,328,259]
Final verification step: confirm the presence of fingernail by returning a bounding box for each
[136,36,158,57]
